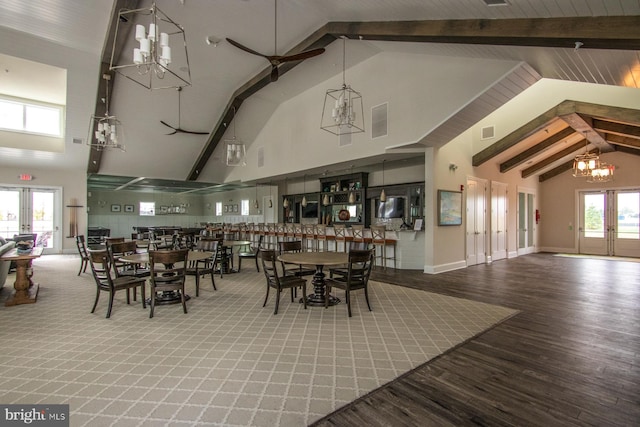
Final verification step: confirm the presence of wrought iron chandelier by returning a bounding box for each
[321,36,364,136]
[572,132,599,178]
[109,2,191,90]
[87,74,125,151]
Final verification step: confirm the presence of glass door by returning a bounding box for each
[0,186,61,253]
[580,190,640,257]
[517,188,536,255]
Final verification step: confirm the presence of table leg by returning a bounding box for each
[5,259,39,306]
[304,265,340,307]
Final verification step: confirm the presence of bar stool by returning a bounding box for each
[285,222,295,242]
[370,225,396,269]
[275,223,287,246]
[351,225,366,245]
[315,224,330,252]
[303,224,317,251]
[293,223,306,249]
[266,223,277,249]
[333,224,351,252]
[255,223,265,246]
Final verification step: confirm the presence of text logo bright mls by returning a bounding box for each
[1,405,69,426]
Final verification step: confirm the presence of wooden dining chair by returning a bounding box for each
[185,239,220,296]
[238,235,263,272]
[278,240,315,278]
[88,249,146,318]
[324,248,374,317]
[260,249,307,315]
[75,235,90,275]
[148,249,189,318]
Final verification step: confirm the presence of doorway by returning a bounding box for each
[466,178,487,266]
[578,189,640,257]
[0,186,62,253]
[517,187,536,256]
[490,181,508,262]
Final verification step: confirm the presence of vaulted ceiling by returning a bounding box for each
[0,0,639,192]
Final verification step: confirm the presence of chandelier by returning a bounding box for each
[587,162,615,183]
[572,132,599,178]
[224,107,246,166]
[109,2,191,90]
[87,74,125,151]
[321,36,364,135]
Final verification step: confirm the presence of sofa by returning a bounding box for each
[0,238,16,290]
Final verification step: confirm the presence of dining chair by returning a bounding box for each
[260,249,307,315]
[148,249,189,318]
[329,241,373,279]
[324,248,374,317]
[238,235,263,272]
[185,239,220,296]
[333,224,350,252]
[278,240,315,278]
[75,235,90,275]
[88,249,146,318]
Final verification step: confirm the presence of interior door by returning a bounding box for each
[0,186,61,253]
[490,181,508,261]
[517,188,536,255]
[466,178,486,266]
[614,190,640,257]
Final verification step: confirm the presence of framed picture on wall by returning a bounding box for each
[124,204,134,213]
[111,204,121,212]
[437,190,462,226]
[233,204,238,213]
[224,205,228,213]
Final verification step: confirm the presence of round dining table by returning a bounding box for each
[278,251,348,307]
[120,251,214,305]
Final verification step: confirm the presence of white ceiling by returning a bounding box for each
[0,0,639,185]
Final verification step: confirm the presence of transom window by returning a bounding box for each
[0,96,64,137]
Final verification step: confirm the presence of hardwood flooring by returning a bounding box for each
[311,253,640,426]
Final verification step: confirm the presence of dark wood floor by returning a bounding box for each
[311,253,640,426]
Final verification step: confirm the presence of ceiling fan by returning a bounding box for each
[160,87,209,135]
[226,0,325,82]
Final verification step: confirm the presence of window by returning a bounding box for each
[139,202,155,216]
[241,199,249,216]
[216,202,222,216]
[0,96,64,137]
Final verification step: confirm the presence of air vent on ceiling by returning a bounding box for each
[481,126,495,140]
[483,0,509,6]
[371,102,388,139]
[72,137,83,144]
[257,146,264,168]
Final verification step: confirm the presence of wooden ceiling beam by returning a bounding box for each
[592,119,640,139]
[521,141,586,179]
[606,134,640,149]
[538,160,574,182]
[500,127,575,173]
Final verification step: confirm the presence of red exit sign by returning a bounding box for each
[19,174,33,181]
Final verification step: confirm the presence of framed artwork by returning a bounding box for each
[160,206,168,214]
[437,190,462,226]
[233,204,238,213]
[110,204,121,212]
[224,205,228,213]
[124,204,134,213]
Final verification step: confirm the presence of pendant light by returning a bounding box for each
[301,175,307,207]
[380,160,387,202]
[283,178,289,208]
[254,183,259,209]
[348,165,356,204]
[322,193,330,206]
[268,182,273,208]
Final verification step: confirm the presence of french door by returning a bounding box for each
[579,189,640,257]
[466,178,487,266]
[0,186,62,254]
[517,187,536,256]
[490,181,508,262]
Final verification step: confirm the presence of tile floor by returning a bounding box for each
[0,255,516,426]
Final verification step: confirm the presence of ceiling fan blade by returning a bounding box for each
[226,38,268,58]
[160,120,208,136]
[278,48,326,63]
[160,120,178,135]
[270,64,279,82]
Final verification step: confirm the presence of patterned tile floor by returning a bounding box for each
[0,255,516,426]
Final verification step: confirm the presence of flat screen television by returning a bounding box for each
[302,201,318,218]
[376,197,405,218]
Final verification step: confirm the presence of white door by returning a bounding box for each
[0,186,62,254]
[466,178,486,266]
[517,188,536,256]
[490,181,508,261]
[579,189,640,257]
